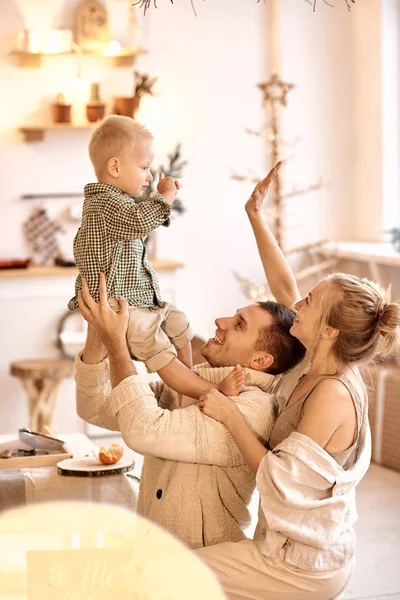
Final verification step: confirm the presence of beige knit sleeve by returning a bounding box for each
[75,353,174,426]
[108,376,275,466]
[74,353,119,431]
[148,379,167,403]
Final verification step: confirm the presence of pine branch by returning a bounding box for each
[305,0,355,11]
[133,0,355,15]
[136,143,187,217]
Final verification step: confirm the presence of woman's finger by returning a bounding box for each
[269,161,282,176]
[268,161,282,183]
[258,161,282,192]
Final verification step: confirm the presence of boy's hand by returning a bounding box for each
[245,161,282,219]
[157,172,180,206]
[78,273,129,351]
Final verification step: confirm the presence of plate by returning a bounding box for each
[57,456,135,477]
[18,428,65,451]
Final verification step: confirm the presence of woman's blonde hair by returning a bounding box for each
[315,273,400,366]
[88,115,153,177]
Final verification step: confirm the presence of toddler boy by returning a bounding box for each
[69,116,243,399]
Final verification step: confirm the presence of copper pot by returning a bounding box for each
[86,103,106,123]
[52,103,72,124]
[113,96,141,118]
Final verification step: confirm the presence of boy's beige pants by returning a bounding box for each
[109,299,193,373]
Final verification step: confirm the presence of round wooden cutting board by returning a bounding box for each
[57,456,135,477]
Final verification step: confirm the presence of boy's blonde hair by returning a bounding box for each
[312,273,400,367]
[88,115,153,177]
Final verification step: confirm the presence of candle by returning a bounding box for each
[27,31,41,53]
[104,40,122,56]
[41,29,73,54]
[269,0,281,74]
[70,533,81,549]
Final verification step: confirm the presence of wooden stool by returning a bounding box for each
[10,359,74,436]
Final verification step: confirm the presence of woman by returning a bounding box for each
[197,162,400,600]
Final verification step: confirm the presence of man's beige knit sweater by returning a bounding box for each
[75,356,278,549]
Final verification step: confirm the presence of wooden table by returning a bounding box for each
[0,434,138,512]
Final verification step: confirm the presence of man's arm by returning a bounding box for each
[76,336,272,466]
[78,273,135,389]
[75,353,118,432]
[80,320,168,402]
[108,338,137,388]
[81,324,107,365]
[109,379,271,465]
[81,301,137,390]
[76,285,135,430]
[75,325,117,432]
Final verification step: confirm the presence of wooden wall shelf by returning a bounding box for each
[0,261,184,279]
[11,51,70,68]
[19,123,98,142]
[11,48,146,68]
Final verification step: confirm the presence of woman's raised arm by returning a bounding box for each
[246,163,301,308]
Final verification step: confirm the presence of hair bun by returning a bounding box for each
[377,301,387,324]
[377,301,400,351]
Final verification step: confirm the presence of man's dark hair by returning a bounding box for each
[255,301,306,375]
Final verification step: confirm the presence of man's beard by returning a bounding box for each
[201,342,249,368]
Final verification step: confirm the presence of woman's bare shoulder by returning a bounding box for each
[297,378,355,448]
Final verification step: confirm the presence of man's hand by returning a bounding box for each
[157,172,180,206]
[198,389,240,426]
[245,161,282,219]
[200,388,268,475]
[78,273,129,351]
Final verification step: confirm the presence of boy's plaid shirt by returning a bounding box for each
[68,183,171,311]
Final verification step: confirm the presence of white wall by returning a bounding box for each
[140,0,356,329]
[352,0,384,241]
[382,0,400,232]
[280,0,354,249]
[351,0,400,241]
[0,275,81,435]
[0,0,356,434]
[135,0,267,335]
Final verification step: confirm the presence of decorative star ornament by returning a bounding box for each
[258,73,294,107]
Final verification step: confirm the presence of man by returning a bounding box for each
[76,274,305,548]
